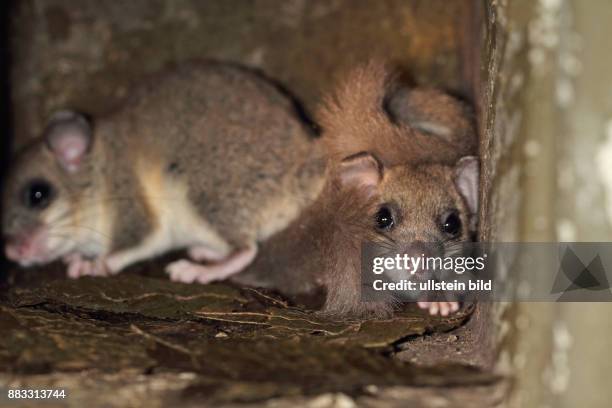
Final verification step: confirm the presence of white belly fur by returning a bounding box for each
[105,160,231,273]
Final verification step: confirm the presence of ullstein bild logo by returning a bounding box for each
[360,242,612,302]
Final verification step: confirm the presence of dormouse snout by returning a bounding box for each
[399,241,443,261]
[3,228,49,266]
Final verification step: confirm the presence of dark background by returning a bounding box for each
[0,1,13,285]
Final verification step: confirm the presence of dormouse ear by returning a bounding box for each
[454,156,479,215]
[337,152,383,195]
[44,110,92,173]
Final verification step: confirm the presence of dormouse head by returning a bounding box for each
[2,110,95,266]
[336,153,479,258]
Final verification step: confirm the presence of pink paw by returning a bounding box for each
[417,301,460,316]
[165,259,218,284]
[187,245,226,262]
[64,254,110,279]
[166,246,257,285]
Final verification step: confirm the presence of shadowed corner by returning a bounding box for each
[0,1,14,286]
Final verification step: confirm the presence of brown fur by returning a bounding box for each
[239,159,475,318]
[237,178,396,318]
[318,61,476,168]
[322,165,477,316]
[317,63,478,317]
[2,62,325,272]
[97,63,325,248]
[237,62,478,318]
[315,182,398,318]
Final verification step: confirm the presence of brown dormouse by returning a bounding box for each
[235,62,479,317]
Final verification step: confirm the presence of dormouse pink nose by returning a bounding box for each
[4,233,32,261]
[5,242,23,261]
[3,228,49,265]
[402,241,441,260]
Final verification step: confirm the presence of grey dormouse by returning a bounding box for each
[2,62,325,283]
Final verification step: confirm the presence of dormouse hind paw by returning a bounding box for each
[166,246,257,284]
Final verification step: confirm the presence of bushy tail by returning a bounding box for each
[317,61,477,167]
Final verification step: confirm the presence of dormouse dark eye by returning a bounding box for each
[375,205,395,231]
[23,180,54,210]
[441,211,462,236]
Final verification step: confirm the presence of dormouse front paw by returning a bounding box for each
[417,301,460,317]
[64,253,111,279]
